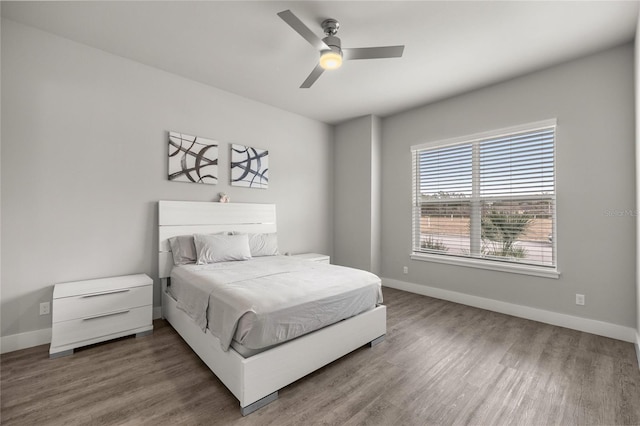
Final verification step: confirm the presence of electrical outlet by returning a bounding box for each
[575,294,585,306]
[39,302,50,315]
[403,266,408,274]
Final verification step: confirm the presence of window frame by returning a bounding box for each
[410,119,559,279]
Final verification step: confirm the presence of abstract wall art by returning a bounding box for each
[168,131,218,185]
[230,144,269,189]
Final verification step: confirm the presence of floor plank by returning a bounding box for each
[1,287,639,425]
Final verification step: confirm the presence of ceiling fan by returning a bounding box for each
[277,9,405,88]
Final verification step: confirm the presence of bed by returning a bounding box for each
[158,201,387,415]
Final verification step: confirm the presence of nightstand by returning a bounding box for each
[50,274,153,359]
[291,253,331,264]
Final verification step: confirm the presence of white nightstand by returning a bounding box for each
[291,253,331,264]
[50,274,153,359]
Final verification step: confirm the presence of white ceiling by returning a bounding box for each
[2,1,638,124]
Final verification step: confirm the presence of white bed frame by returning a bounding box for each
[158,201,386,415]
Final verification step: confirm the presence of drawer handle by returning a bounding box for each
[82,310,130,321]
[81,289,131,298]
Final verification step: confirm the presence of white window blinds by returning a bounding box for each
[412,121,556,268]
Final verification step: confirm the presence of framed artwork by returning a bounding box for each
[230,144,269,189]
[168,131,218,185]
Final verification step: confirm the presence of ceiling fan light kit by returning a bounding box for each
[319,51,342,70]
[277,9,405,88]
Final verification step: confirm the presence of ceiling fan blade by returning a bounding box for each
[343,46,405,61]
[278,10,330,51]
[300,64,325,88]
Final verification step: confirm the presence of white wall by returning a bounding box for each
[381,44,636,330]
[333,115,381,274]
[1,19,334,339]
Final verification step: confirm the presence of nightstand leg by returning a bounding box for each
[368,334,385,347]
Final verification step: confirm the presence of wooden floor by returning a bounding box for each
[2,287,639,425]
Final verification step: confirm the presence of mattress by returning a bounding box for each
[169,256,382,354]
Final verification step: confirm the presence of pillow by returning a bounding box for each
[247,233,279,257]
[168,235,197,265]
[168,232,229,265]
[194,234,252,264]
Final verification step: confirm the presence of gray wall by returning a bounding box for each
[1,19,334,337]
[333,115,381,274]
[636,13,640,344]
[370,116,381,276]
[381,44,637,328]
[0,17,3,336]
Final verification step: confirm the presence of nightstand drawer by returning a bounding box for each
[52,305,151,347]
[53,285,152,323]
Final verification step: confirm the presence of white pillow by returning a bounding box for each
[247,233,279,257]
[194,234,252,264]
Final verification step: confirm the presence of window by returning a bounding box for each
[411,120,557,276]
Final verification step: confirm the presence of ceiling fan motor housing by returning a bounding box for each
[322,35,342,55]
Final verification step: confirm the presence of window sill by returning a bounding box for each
[410,253,560,279]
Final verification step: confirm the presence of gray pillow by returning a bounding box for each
[168,235,197,265]
[194,234,252,264]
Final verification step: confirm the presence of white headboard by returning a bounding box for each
[158,201,277,278]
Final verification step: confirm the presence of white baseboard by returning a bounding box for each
[1,327,52,354]
[1,306,163,354]
[383,278,637,343]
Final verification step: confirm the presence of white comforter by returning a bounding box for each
[170,256,382,351]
